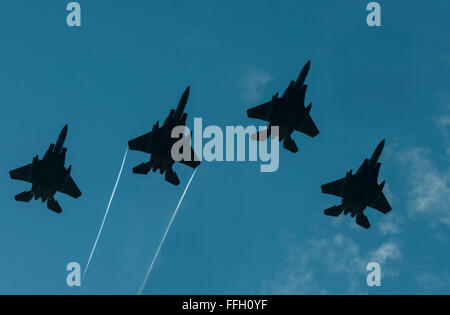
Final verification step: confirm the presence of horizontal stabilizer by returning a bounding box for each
[165,169,180,186]
[15,191,33,203]
[47,199,62,214]
[324,206,343,217]
[283,137,299,153]
[356,214,370,229]
[133,162,152,175]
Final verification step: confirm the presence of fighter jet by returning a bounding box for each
[321,140,392,229]
[246,60,319,153]
[9,125,82,214]
[128,86,200,186]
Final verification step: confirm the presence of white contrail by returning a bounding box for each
[138,168,198,295]
[83,148,128,278]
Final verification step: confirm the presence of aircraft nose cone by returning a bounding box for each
[300,60,311,78]
[304,60,311,71]
[373,139,385,158]
[179,86,190,105]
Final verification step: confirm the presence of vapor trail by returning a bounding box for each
[84,148,128,278]
[138,168,198,295]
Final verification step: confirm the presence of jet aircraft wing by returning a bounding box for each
[369,192,392,214]
[58,176,82,199]
[295,114,319,138]
[247,101,271,121]
[128,131,153,154]
[321,178,345,197]
[175,135,201,169]
[9,164,33,183]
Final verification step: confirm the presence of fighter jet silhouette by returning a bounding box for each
[321,140,392,229]
[128,87,200,186]
[246,60,319,153]
[9,125,82,214]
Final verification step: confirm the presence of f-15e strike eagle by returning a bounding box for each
[246,60,319,153]
[9,125,82,214]
[321,139,392,229]
[128,86,200,186]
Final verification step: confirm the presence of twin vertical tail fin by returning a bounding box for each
[15,192,63,214]
[324,207,371,229]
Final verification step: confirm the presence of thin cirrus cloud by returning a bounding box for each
[239,65,274,103]
[436,115,450,156]
[393,110,450,227]
[378,215,402,235]
[376,185,402,235]
[264,235,401,294]
[399,146,450,227]
[435,115,450,138]
[415,271,450,292]
[369,242,402,265]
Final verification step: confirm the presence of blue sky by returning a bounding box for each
[0,1,449,294]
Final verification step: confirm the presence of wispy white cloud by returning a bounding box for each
[393,109,450,227]
[383,183,395,206]
[398,147,450,226]
[376,183,402,235]
[378,217,401,235]
[239,65,274,103]
[416,272,450,292]
[436,114,450,157]
[265,235,401,294]
[435,115,450,138]
[369,242,401,264]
